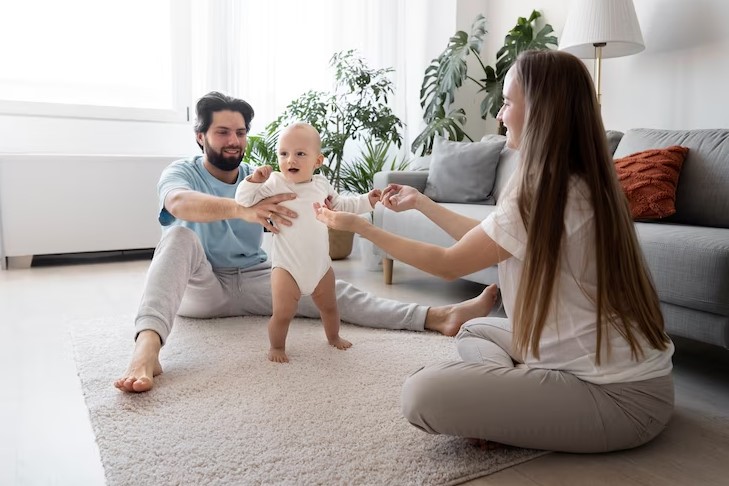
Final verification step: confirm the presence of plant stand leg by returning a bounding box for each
[383,257,393,285]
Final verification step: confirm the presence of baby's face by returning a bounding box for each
[277,128,324,184]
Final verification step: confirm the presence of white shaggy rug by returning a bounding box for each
[72,316,547,485]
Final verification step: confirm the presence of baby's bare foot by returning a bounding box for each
[329,337,352,350]
[268,348,289,363]
[114,330,163,393]
[426,284,499,336]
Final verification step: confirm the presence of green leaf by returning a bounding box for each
[339,138,411,194]
[479,10,558,120]
[419,15,487,124]
[410,108,469,156]
[243,130,280,171]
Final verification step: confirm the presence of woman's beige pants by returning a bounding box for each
[401,318,674,453]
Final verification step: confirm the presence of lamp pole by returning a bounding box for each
[593,42,606,106]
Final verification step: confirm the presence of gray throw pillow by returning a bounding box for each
[424,136,505,204]
[606,130,624,156]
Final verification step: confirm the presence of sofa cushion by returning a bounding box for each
[614,145,688,219]
[614,129,729,228]
[424,136,504,204]
[606,130,624,155]
[635,222,729,316]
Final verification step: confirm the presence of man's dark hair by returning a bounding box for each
[193,91,254,142]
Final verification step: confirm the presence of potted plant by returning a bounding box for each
[243,129,279,170]
[339,138,411,194]
[412,11,558,155]
[258,50,405,259]
[339,138,412,269]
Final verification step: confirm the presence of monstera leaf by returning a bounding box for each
[411,108,469,156]
[413,11,557,152]
[420,15,487,123]
[480,10,558,120]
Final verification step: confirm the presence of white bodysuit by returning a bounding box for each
[235,172,372,295]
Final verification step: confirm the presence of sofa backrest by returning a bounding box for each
[613,129,729,228]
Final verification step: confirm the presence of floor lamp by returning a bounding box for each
[559,0,645,106]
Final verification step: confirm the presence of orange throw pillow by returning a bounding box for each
[614,145,689,219]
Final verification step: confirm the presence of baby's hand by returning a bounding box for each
[367,189,382,208]
[249,165,273,183]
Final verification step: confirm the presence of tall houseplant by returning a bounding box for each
[412,11,558,155]
[266,50,404,192]
[339,139,411,195]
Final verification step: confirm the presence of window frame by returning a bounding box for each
[0,0,192,123]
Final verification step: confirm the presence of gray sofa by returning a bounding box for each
[372,129,729,349]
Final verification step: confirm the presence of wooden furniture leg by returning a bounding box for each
[383,257,393,285]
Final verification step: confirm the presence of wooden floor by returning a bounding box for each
[2,242,728,485]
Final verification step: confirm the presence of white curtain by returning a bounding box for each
[190,0,441,151]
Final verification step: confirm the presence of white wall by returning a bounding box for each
[2,0,726,155]
[462,0,729,136]
[0,115,198,155]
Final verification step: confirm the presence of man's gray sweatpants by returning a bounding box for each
[135,226,428,344]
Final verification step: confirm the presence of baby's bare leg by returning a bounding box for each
[311,268,351,350]
[268,268,300,363]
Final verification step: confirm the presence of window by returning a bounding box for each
[0,0,191,122]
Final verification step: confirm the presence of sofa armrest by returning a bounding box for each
[373,170,429,193]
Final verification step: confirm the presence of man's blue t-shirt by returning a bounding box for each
[157,155,268,269]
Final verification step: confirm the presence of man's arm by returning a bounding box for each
[165,189,297,230]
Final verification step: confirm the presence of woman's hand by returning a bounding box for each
[380,184,425,212]
[313,202,366,233]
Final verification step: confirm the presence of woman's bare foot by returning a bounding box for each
[425,284,499,336]
[114,330,163,393]
[268,348,289,363]
[467,438,507,450]
[328,336,352,350]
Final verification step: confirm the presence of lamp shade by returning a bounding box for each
[559,0,645,59]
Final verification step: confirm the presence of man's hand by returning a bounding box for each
[237,192,297,233]
[367,188,382,208]
[248,165,273,184]
[313,202,363,233]
[380,184,424,212]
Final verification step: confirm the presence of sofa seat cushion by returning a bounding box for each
[380,203,497,248]
[378,203,499,284]
[635,222,729,316]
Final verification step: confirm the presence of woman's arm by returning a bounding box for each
[315,204,511,280]
[381,184,480,240]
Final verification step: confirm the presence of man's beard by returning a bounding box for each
[203,138,243,172]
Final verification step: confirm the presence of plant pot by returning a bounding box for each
[359,235,383,272]
[328,228,354,260]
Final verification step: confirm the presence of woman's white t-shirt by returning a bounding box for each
[481,175,674,384]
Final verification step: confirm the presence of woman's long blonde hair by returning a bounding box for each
[510,50,670,364]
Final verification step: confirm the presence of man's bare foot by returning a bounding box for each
[425,284,499,336]
[114,330,163,393]
[328,336,352,350]
[268,348,289,363]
